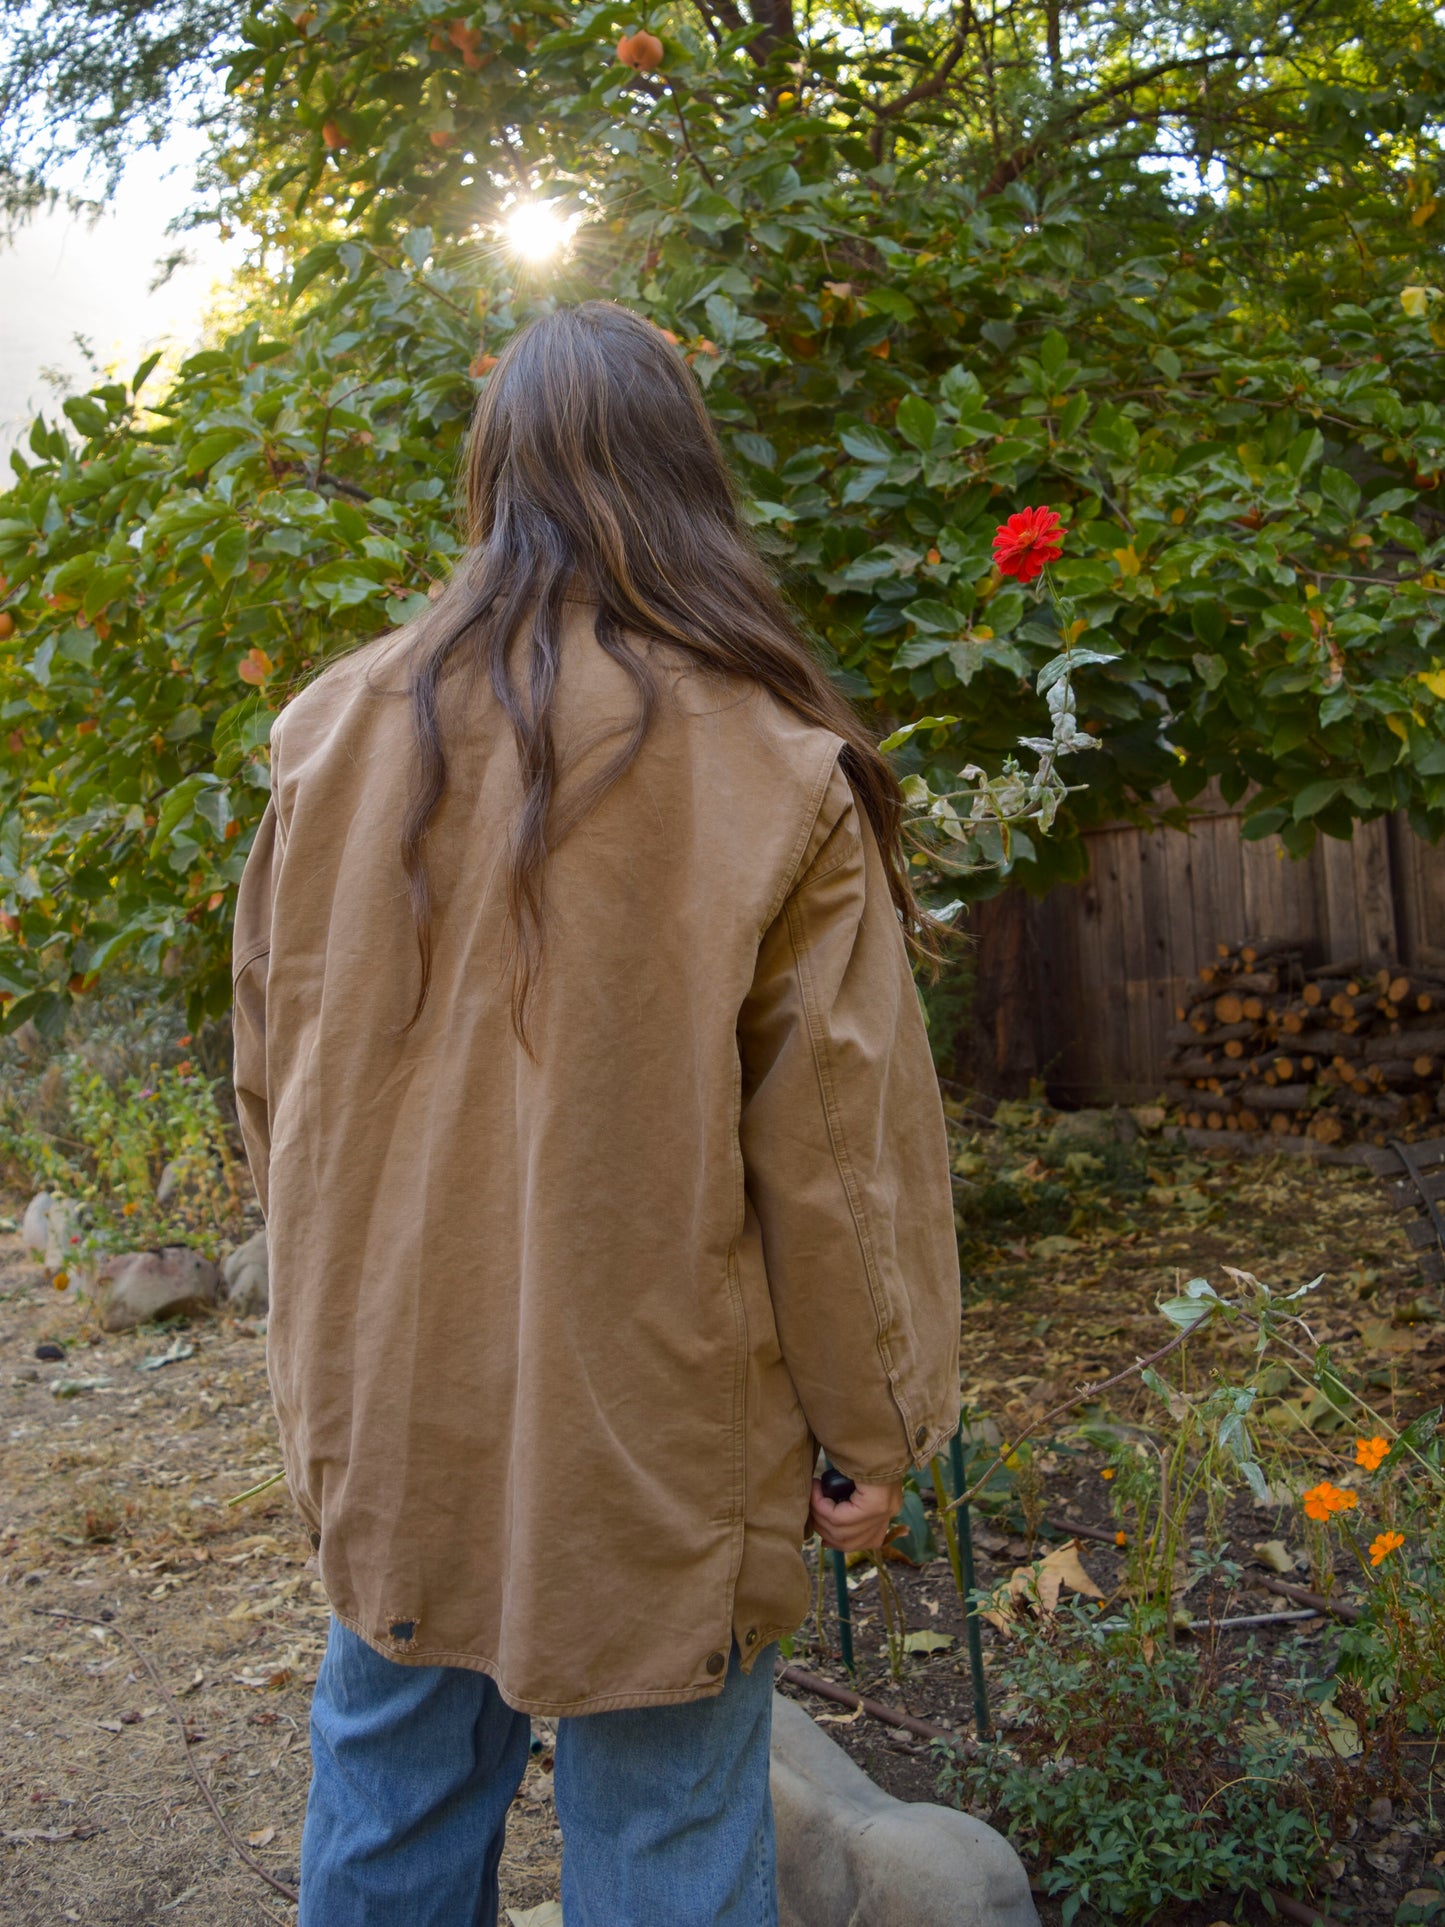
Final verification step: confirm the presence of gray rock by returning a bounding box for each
[1044,1107,1139,1159]
[21,1190,53,1256]
[155,1160,181,1206]
[770,1693,1037,1927]
[220,1229,269,1318]
[91,1247,220,1333]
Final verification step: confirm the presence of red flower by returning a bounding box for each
[992,506,1065,583]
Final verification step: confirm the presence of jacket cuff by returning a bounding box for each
[825,1415,960,1488]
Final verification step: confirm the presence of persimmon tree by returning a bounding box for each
[2,0,1445,1035]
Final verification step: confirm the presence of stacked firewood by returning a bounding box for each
[1165,941,1445,1145]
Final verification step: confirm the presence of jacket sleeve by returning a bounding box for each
[737,756,962,1486]
[231,788,281,1219]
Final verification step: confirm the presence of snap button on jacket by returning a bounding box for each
[231,608,962,1714]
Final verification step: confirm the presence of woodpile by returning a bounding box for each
[1164,941,1445,1146]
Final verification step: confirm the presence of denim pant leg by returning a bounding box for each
[300,1619,531,1927]
[553,1643,779,1927]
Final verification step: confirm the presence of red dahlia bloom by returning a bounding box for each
[992,506,1065,583]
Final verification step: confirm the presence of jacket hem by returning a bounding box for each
[329,1610,732,1716]
[736,1624,796,1673]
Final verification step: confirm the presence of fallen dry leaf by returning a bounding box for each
[1252,1539,1297,1574]
[902,1629,955,1655]
[983,1539,1104,1631]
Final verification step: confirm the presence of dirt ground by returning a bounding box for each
[3,1140,1443,1925]
[0,1204,562,1926]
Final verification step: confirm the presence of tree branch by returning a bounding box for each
[875,5,978,121]
[978,48,1255,198]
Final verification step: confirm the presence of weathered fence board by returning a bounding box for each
[958,806,1445,1104]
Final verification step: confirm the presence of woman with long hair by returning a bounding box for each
[232,299,961,1927]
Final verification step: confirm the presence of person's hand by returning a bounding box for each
[808,1477,903,1552]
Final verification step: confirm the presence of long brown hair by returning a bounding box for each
[399,299,937,1046]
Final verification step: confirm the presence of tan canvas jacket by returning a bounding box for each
[231,604,962,1715]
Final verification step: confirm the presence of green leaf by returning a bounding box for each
[305,559,389,608]
[1039,329,1070,379]
[62,396,110,439]
[840,423,894,464]
[1285,428,1324,476]
[939,366,983,416]
[895,636,951,668]
[151,774,205,852]
[896,395,938,451]
[879,715,959,752]
[904,598,964,633]
[81,564,131,618]
[290,242,339,301]
[1292,779,1341,820]
[1382,1405,1440,1472]
[886,1485,934,1563]
[210,527,250,581]
[1058,392,1088,439]
[860,286,916,322]
[186,429,249,474]
[1157,1295,1215,1331]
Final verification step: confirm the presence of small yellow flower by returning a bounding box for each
[1355,1436,1390,1472]
[1369,1530,1404,1567]
[122,1201,138,1217]
[52,1270,69,1291]
[1100,1468,1116,1480]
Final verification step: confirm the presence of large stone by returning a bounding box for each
[1043,1107,1139,1161]
[770,1693,1038,1927]
[220,1229,269,1318]
[92,1247,220,1333]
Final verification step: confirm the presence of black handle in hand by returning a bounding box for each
[819,1465,856,1505]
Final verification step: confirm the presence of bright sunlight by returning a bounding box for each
[503,201,573,262]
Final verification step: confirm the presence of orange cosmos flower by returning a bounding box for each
[1354,1436,1390,1472]
[1368,1531,1404,1567]
[1302,1481,1358,1522]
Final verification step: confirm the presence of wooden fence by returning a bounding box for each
[958,800,1445,1105]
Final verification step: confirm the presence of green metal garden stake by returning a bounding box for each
[819,1461,857,1673]
[829,1546,855,1673]
[950,1426,991,1739]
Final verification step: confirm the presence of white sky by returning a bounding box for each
[0,135,242,455]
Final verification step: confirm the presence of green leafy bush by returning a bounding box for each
[3,5,1445,1030]
[939,1601,1322,1922]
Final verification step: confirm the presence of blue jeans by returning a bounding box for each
[300,1619,779,1927]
